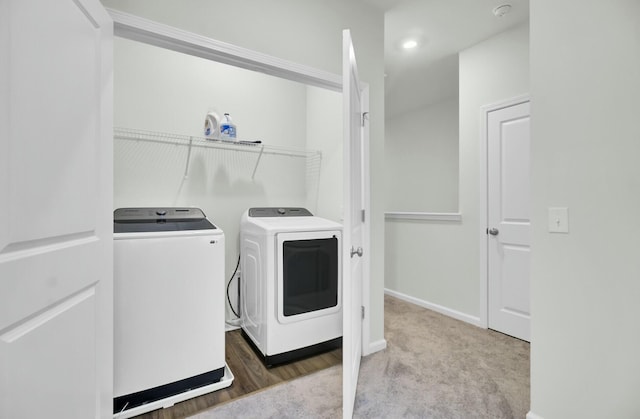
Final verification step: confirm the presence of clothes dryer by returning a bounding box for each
[240,207,342,366]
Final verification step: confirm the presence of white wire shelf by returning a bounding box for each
[114,127,321,158]
[114,127,322,180]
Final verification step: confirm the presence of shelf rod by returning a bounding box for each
[183,136,194,179]
[114,131,315,159]
[251,145,265,180]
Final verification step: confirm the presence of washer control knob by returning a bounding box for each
[156,210,167,216]
[277,208,286,215]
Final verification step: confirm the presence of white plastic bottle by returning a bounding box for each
[204,111,220,140]
[220,113,237,140]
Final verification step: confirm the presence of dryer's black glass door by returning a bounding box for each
[282,237,338,316]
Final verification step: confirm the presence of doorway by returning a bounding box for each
[480,96,531,342]
[110,9,371,418]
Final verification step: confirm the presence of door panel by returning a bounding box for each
[501,245,531,315]
[0,240,101,331]
[487,100,531,342]
[7,0,100,241]
[342,29,364,419]
[0,1,113,418]
[501,119,530,220]
[2,293,97,418]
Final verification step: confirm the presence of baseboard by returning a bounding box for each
[384,288,483,328]
[364,338,387,356]
[526,411,543,419]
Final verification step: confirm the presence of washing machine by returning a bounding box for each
[240,207,342,366]
[113,207,232,418]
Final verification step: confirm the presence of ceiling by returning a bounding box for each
[364,0,530,118]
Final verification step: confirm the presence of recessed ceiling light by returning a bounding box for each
[493,4,512,17]
[402,39,418,50]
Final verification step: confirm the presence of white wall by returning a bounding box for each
[306,86,343,223]
[113,37,342,320]
[385,24,529,321]
[530,1,640,418]
[385,97,459,212]
[113,40,308,145]
[102,0,386,346]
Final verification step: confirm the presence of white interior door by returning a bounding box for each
[487,100,531,342]
[0,1,113,418]
[342,29,365,419]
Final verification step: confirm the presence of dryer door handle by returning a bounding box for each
[350,246,363,258]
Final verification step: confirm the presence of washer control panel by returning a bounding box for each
[113,207,216,233]
[114,207,206,222]
[248,207,313,217]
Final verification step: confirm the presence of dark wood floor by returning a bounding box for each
[133,329,342,419]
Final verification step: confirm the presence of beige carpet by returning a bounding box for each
[191,295,530,418]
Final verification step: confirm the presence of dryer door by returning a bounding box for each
[276,230,342,324]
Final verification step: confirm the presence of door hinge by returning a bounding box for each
[361,306,365,319]
[361,111,369,127]
[361,209,365,222]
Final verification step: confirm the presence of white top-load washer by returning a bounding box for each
[240,207,342,366]
[113,207,232,418]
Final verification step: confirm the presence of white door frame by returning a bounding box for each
[108,9,342,90]
[478,94,530,329]
[107,9,373,353]
[360,86,372,356]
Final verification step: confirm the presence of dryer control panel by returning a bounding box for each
[248,207,313,217]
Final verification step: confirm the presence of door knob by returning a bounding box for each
[350,246,363,258]
[488,228,499,236]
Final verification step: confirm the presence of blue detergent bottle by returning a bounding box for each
[220,113,237,140]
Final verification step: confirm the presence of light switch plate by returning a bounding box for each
[548,207,569,233]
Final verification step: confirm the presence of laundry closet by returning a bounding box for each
[111,32,345,416]
[113,36,344,320]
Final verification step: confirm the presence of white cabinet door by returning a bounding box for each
[342,29,365,419]
[487,100,531,342]
[0,1,113,418]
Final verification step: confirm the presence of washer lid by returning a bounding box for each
[114,207,207,222]
[114,207,216,233]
